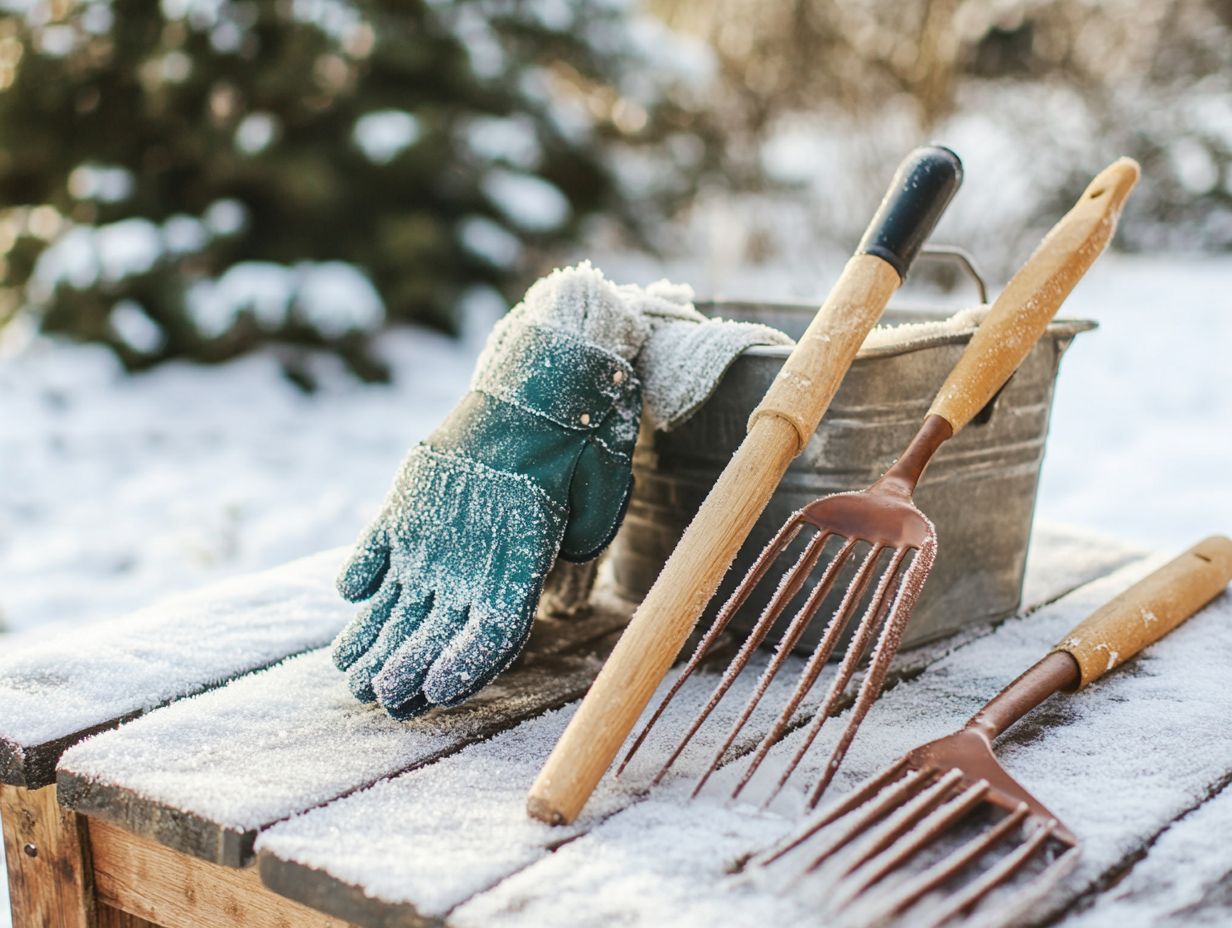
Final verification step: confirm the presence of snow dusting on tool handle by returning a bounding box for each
[331,264,788,720]
[527,146,963,827]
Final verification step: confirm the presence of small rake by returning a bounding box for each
[756,536,1232,927]
[618,159,1140,809]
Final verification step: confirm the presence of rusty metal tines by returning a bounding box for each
[619,415,951,806]
[755,650,1084,927]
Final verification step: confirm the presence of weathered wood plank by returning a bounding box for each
[97,903,161,928]
[257,855,433,928]
[58,607,629,867]
[1,550,351,788]
[0,784,94,928]
[89,818,353,928]
[255,530,1143,927]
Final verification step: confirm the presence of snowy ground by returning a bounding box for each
[1,253,1229,924]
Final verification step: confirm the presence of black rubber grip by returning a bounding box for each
[856,145,963,281]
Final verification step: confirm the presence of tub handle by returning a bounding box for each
[917,245,989,304]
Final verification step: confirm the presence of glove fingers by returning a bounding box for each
[331,580,401,672]
[345,587,432,702]
[337,523,392,602]
[372,601,470,712]
[384,694,432,721]
[421,603,535,708]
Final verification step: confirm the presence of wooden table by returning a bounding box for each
[2,524,1229,928]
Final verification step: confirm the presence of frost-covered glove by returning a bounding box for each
[333,265,646,718]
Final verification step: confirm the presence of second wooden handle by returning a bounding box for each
[1053,535,1232,688]
[928,158,1139,433]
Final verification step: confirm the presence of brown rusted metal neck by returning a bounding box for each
[964,651,1080,742]
[875,414,953,496]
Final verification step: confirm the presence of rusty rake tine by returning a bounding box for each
[733,543,887,802]
[922,817,1059,928]
[879,803,1030,920]
[831,767,966,879]
[799,767,940,874]
[689,535,855,797]
[767,546,906,805]
[805,547,919,806]
[654,530,830,788]
[836,778,991,906]
[616,518,807,777]
[758,754,916,867]
[760,756,912,867]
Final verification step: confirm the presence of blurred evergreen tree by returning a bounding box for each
[0,0,715,377]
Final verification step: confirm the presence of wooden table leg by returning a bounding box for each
[1,783,96,928]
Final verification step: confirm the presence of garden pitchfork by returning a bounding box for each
[529,146,964,825]
[618,158,1140,810]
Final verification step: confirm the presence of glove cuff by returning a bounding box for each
[473,324,638,433]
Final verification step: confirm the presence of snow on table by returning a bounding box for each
[55,605,630,866]
[244,527,1143,926]
[451,554,1232,928]
[0,548,352,788]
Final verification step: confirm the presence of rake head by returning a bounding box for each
[757,734,1079,927]
[616,480,938,809]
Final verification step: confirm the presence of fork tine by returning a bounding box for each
[876,802,1030,920]
[616,517,807,776]
[727,543,887,801]
[805,545,930,806]
[760,755,913,867]
[834,778,991,907]
[920,817,1060,928]
[827,767,967,878]
[688,536,857,796]
[801,767,951,874]
[646,529,832,785]
[761,546,907,805]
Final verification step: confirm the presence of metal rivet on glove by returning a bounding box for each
[579,412,591,426]
[612,369,624,384]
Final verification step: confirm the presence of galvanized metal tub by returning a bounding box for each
[606,301,1094,655]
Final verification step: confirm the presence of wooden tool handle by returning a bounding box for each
[928,158,1140,434]
[526,147,962,825]
[1053,535,1232,688]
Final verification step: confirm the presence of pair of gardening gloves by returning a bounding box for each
[334,263,790,719]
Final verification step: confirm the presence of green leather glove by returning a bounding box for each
[333,265,644,718]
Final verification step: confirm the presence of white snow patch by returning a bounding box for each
[353,110,421,164]
[0,548,348,747]
[482,169,571,233]
[109,299,165,354]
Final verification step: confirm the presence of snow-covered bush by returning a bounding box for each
[0,0,717,376]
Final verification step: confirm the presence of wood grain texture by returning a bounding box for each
[258,855,436,928]
[97,903,161,928]
[527,416,800,825]
[89,817,354,928]
[57,608,629,868]
[1,717,138,791]
[1054,535,1232,687]
[0,784,94,928]
[929,158,1139,433]
[749,254,900,451]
